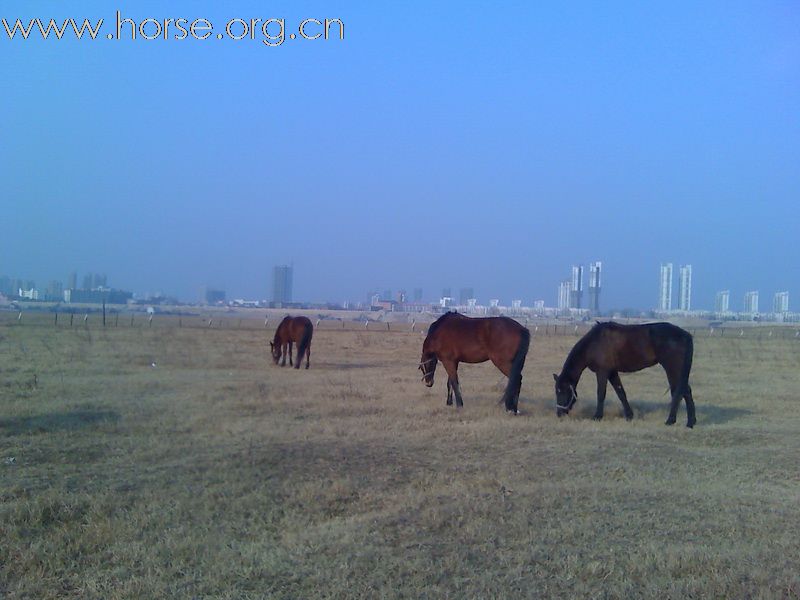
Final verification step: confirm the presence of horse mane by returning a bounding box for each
[427,311,459,338]
[562,321,606,373]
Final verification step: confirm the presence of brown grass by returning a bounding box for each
[1,322,799,598]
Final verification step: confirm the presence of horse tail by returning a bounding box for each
[297,320,314,367]
[680,331,694,395]
[501,327,530,412]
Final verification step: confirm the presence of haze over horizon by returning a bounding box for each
[3,2,798,311]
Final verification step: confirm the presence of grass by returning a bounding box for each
[1,321,799,598]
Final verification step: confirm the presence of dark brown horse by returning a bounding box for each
[553,321,696,427]
[270,316,313,369]
[419,312,530,413]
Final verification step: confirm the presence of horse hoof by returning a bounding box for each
[592,415,603,421]
[625,414,634,422]
[665,419,676,426]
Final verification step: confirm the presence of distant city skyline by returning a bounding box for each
[0,258,792,315]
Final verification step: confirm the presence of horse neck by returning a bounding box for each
[562,351,587,385]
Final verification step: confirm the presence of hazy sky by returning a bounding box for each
[2,1,798,310]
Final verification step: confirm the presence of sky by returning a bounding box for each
[2,1,798,310]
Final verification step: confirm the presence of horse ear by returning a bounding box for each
[552,373,558,382]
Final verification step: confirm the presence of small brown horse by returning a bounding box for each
[419,312,530,413]
[270,316,313,369]
[553,321,696,427]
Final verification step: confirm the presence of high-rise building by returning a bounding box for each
[441,288,452,300]
[773,291,789,313]
[570,265,584,308]
[588,261,602,314]
[658,263,673,311]
[204,287,226,304]
[67,271,77,290]
[558,280,571,311]
[93,273,107,288]
[45,280,63,302]
[743,291,759,314]
[272,265,293,305]
[413,288,423,302]
[715,290,730,313]
[459,287,474,305]
[82,273,93,290]
[678,264,692,311]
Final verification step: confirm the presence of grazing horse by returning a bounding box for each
[270,316,313,369]
[418,312,530,413]
[553,321,696,427]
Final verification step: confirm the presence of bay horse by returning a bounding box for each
[553,321,696,427]
[418,312,530,413]
[270,316,313,369]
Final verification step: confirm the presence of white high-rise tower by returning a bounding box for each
[678,264,692,311]
[658,263,673,311]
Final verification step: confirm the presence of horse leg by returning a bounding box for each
[664,365,683,426]
[441,360,464,408]
[684,384,696,428]
[593,371,608,420]
[281,343,287,366]
[451,377,464,408]
[446,380,453,406]
[305,344,311,369]
[609,371,634,421]
[288,341,293,366]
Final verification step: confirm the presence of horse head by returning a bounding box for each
[269,341,281,364]
[553,373,578,416]
[419,353,437,387]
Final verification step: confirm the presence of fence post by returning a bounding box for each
[130,315,135,327]
[149,315,153,327]
[70,313,74,327]
[115,314,119,327]
[54,312,58,326]
[102,300,106,327]
[17,311,22,321]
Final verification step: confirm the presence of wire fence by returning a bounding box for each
[2,310,800,340]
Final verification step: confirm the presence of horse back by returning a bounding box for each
[429,314,525,363]
[588,322,689,372]
[289,316,313,343]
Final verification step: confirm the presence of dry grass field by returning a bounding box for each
[1,319,799,598]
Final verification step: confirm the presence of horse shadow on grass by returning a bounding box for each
[629,399,752,426]
[0,410,120,436]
